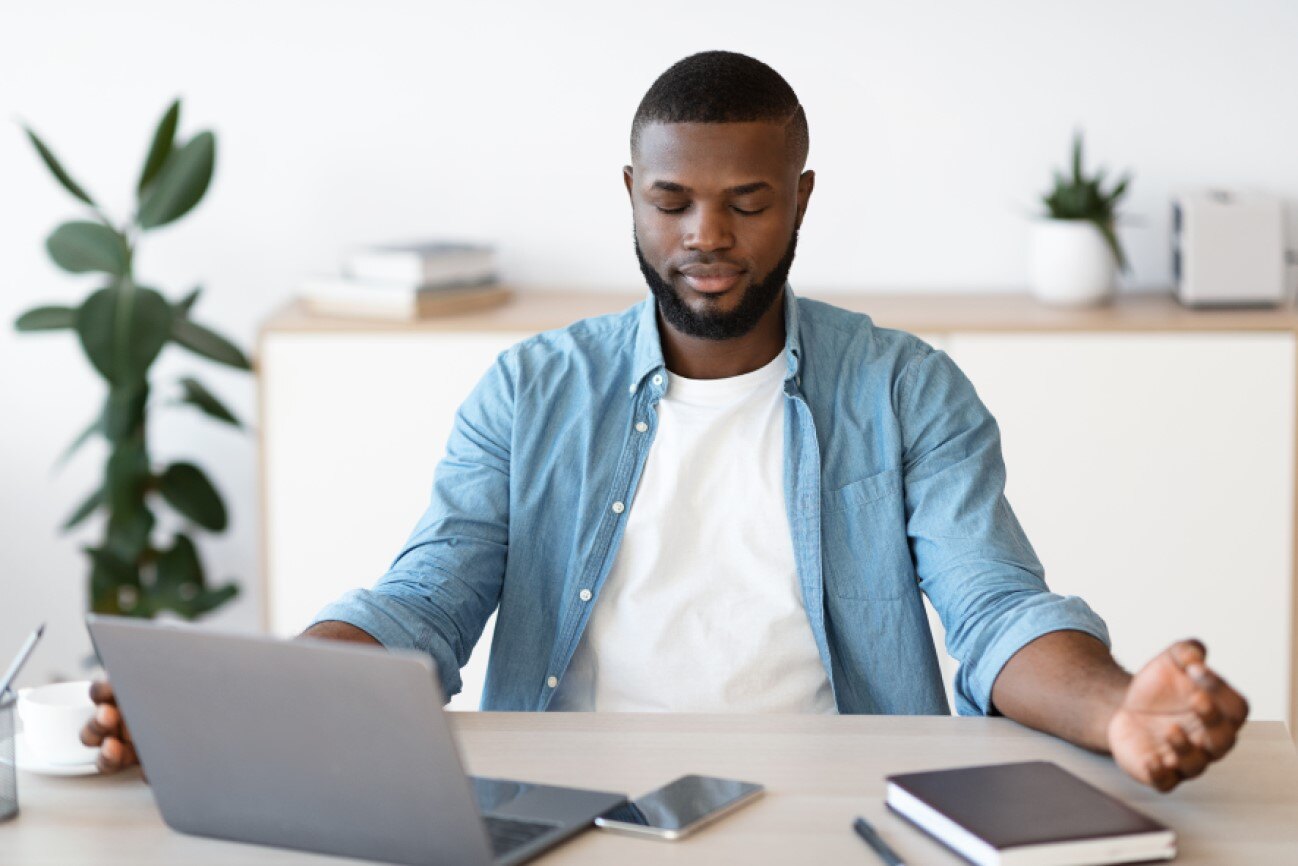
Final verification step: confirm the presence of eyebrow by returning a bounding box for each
[649,180,773,196]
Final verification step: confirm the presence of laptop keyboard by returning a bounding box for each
[483,814,557,858]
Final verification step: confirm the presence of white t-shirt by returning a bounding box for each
[550,351,836,713]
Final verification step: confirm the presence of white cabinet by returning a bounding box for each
[942,334,1294,722]
[260,295,1297,727]
[261,331,522,709]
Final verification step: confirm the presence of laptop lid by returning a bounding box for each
[85,615,494,866]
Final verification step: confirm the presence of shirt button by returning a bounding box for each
[611,501,625,514]
[578,589,593,602]
[546,676,558,688]
[629,383,637,394]
[634,421,648,433]
[652,374,663,386]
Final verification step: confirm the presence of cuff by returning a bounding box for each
[960,594,1111,716]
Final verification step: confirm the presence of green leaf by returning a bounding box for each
[177,376,241,427]
[171,316,251,370]
[106,438,150,514]
[158,462,227,531]
[1093,217,1129,273]
[1107,173,1131,205]
[15,305,77,331]
[1071,130,1083,184]
[62,487,104,531]
[138,99,181,194]
[155,532,202,588]
[76,285,173,385]
[151,532,233,618]
[175,285,202,318]
[46,222,129,275]
[54,409,104,470]
[188,582,239,617]
[137,131,215,229]
[24,125,96,206]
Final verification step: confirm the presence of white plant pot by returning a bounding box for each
[1030,219,1117,306]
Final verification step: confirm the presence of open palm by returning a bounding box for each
[1107,640,1248,792]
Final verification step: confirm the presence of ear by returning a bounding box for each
[794,169,815,228]
[623,165,635,201]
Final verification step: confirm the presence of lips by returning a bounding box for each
[679,265,746,294]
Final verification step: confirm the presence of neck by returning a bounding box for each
[658,288,787,380]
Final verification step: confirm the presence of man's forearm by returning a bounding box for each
[989,629,1132,753]
[298,620,383,645]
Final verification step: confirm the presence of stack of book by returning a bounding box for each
[298,241,512,319]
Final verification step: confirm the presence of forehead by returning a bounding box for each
[633,121,794,189]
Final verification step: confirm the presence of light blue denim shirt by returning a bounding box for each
[312,285,1109,716]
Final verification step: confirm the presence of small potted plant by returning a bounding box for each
[1031,132,1132,306]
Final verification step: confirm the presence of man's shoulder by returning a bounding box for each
[797,295,937,366]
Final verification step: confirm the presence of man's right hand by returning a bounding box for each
[80,680,140,776]
[79,622,379,776]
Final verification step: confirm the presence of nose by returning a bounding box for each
[683,204,734,253]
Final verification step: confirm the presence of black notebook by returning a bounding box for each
[885,761,1176,866]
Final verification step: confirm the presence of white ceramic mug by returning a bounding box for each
[17,680,101,766]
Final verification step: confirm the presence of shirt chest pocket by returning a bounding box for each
[820,466,912,600]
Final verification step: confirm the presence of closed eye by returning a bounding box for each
[654,205,768,216]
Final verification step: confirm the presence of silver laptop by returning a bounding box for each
[85,615,626,866]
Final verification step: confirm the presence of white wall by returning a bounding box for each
[3,0,1297,685]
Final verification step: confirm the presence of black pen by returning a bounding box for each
[853,816,905,866]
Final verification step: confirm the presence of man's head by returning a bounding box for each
[626,51,814,342]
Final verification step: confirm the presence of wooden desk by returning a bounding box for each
[3,713,1297,864]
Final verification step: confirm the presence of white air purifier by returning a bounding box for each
[1172,190,1287,307]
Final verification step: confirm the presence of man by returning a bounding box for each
[85,51,1248,792]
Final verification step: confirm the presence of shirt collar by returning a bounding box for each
[630,283,803,391]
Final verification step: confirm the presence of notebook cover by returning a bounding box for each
[885,761,1170,850]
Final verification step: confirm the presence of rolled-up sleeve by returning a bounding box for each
[898,343,1110,716]
[310,349,515,702]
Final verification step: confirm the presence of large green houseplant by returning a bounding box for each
[15,99,250,619]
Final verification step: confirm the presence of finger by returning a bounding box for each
[1194,722,1239,759]
[1163,724,1194,762]
[1144,755,1179,793]
[1174,745,1211,780]
[96,736,138,775]
[1191,667,1250,726]
[80,703,121,747]
[1169,638,1207,673]
[1186,688,1222,727]
[88,680,116,706]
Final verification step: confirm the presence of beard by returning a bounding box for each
[634,227,799,342]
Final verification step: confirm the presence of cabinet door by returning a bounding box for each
[262,331,522,710]
[934,333,1294,723]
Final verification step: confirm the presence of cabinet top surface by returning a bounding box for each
[261,289,1298,336]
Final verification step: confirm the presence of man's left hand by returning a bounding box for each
[1107,639,1249,792]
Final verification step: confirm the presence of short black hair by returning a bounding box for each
[631,51,809,170]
